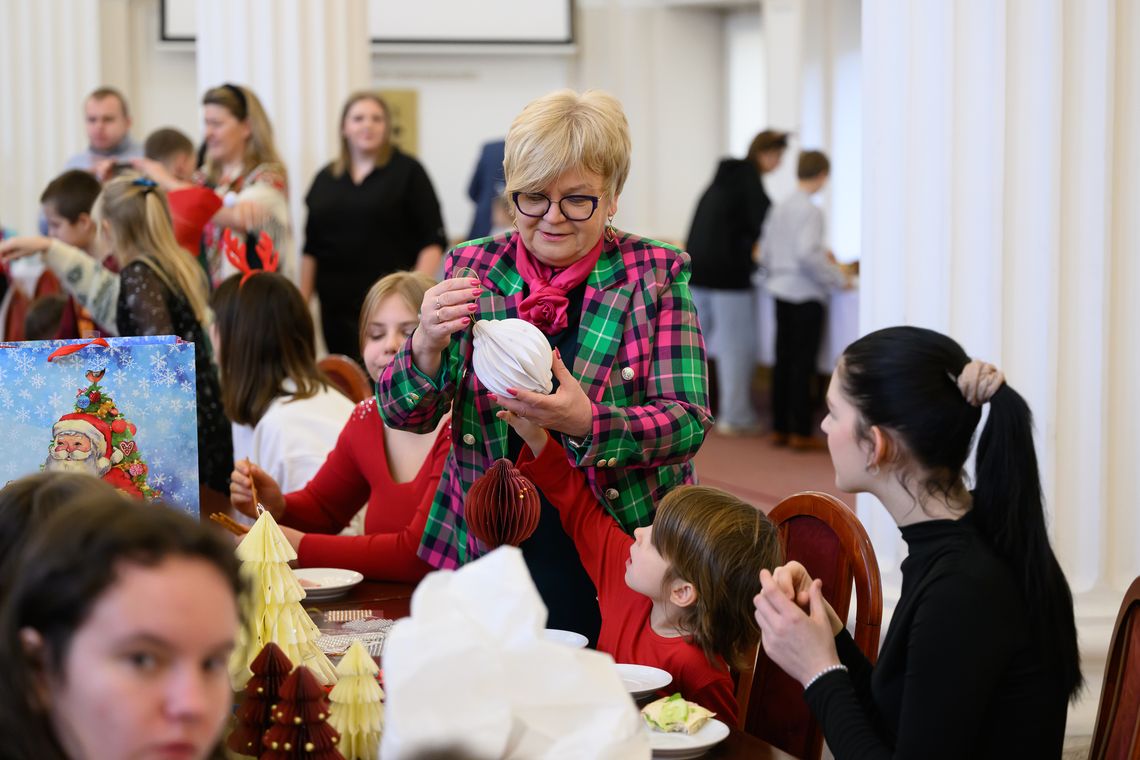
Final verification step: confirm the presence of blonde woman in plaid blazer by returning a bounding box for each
[376,90,712,639]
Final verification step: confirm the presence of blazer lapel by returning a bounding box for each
[575,238,631,402]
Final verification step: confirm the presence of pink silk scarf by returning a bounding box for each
[513,235,604,335]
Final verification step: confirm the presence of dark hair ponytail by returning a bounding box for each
[974,385,1082,699]
[841,326,1081,700]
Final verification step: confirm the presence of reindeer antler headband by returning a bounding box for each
[222,229,280,286]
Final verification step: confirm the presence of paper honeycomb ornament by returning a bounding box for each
[464,458,541,548]
[226,642,293,758]
[260,665,344,760]
[228,510,338,690]
[328,640,384,760]
[471,318,553,397]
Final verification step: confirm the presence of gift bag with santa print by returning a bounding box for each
[0,335,201,516]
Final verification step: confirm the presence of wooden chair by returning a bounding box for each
[318,354,372,403]
[1089,575,1140,759]
[736,491,883,760]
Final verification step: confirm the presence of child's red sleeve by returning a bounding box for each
[517,434,633,599]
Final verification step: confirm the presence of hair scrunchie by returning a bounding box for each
[131,176,158,195]
[956,359,1005,407]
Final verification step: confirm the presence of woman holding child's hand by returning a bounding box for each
[753,568,843,687]
[753,326,1080,760]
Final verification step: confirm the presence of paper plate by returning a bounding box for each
[543,628,589,648]
[293,568,364,600]
[647,718,730,759]
[614,663,672,699]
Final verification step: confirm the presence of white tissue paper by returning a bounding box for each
[471,318,554,397]
[380,546,650,760]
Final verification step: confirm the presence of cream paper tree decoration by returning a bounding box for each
[228,510,338,689]
[328,640,384,760]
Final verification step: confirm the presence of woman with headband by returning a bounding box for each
[195,84,294,285]
[753,326,1081,759]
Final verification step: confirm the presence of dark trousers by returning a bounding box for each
[772,299,825,436]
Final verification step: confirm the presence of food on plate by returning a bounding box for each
[641,693,715,735]
[298,578,321,589]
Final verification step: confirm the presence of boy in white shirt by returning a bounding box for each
[761,150,851,450]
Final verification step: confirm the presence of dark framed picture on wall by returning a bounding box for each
[160,0,573,45]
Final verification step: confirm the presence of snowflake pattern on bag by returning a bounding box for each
[0,337,201,515]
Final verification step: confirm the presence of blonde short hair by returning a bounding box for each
[503,89,631,200]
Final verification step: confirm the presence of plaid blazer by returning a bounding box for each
[376,230,712,568]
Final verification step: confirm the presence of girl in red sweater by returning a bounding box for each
[499,386,782,725]
[229,271,450,582]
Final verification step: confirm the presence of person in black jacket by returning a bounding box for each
[753,326,1081,760]
[686,130,787,435]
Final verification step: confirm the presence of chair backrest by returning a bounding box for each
[736,491,883,760]
[318,354,372,403]
[1090,575,1140,760]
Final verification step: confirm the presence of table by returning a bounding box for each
[310,581,800,760]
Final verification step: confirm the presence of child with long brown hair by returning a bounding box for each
[498,381,782,725]
[210,271,354,495]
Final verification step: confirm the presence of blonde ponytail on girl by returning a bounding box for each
[95,175,212,331]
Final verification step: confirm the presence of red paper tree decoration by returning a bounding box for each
[464,458,541,547]
[260,665,345,760]
[227,642,294,758]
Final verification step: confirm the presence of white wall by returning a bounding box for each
[372,53,572,243]
[66,0,726,249]
[725,8,766,158]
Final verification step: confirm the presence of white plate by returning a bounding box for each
[647,718,730,759]
[543,628,589,648]
[614,663,672,699]
[293,568,364,600]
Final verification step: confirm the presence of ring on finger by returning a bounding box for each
[435,308,442,324]
[435,299,441,310]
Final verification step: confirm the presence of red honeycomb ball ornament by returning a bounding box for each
[464,458,541,548]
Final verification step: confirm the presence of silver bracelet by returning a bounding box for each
[804,664,848,691]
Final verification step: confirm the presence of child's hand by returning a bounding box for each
[496,408,548,456]
[0,235,52,262]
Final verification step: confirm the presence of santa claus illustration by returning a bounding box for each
[44,412,143,497]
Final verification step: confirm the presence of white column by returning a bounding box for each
[194,0,371,279]
[759,0,804,201]
[574,0,724,242]
[0,0,101,234]
[756,0,862,367]
[861,0,1139,736]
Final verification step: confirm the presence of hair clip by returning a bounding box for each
[131,176,158,194]
[223,229,280,286]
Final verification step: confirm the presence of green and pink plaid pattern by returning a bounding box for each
[376,230,712,568]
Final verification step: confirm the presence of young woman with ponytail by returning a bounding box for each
[753,326,1080,759]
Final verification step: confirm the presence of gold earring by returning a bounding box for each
[604,215,617,243]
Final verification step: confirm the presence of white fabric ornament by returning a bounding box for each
[471,318,553,397]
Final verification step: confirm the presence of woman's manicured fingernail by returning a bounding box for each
[467,303,477,311]
[461,317,471,325]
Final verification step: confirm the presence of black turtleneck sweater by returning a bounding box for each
[803,512,1069,759]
